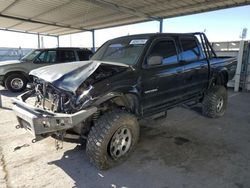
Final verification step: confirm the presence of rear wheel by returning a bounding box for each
[86,110,139,170]
[5,73,27,92]
[202,86,227,118]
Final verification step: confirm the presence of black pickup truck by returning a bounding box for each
[12,33,237,169]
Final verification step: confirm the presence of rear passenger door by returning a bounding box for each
[179,36,209,96]
[141,37,186,112]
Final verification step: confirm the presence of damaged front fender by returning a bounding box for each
[30,60,129,93]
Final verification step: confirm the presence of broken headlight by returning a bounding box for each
[75,85,93,108]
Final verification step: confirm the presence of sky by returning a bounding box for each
[0,5,249,49]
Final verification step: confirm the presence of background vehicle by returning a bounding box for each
[0,47,93,92]
[12,33,237,169]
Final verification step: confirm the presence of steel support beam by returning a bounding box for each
[57,36,60,47]
[92,30,95,52]
[35,27,72,35]
[0,14,90,32]
[38,34,40,49]
[0,28,57,36]
[159,19,163,33]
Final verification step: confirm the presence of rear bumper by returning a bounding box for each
[12,92,97,138]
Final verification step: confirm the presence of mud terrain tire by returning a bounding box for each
[86,110,139,170]
[202,86,227,118]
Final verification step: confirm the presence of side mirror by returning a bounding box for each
[147,55,163,66]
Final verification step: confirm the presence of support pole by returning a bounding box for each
[37,33,40,49]
[70,34,72,47]
[57,36,60,47]
[0,94,2,108]
[234,40,244,92]
[92,30,95,52]
[159,19,163,33]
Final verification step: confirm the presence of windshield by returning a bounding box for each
[91,37,149,65]
[21,49,41,61]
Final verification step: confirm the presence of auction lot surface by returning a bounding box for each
[0,86,250,188]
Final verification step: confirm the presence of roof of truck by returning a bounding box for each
[104,32,203,43]
[116,32,201,38]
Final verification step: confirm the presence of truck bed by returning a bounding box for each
[209,56,237,80]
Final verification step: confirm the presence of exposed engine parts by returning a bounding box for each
[32,64,126,115]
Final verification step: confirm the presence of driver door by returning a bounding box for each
[31,50,59,70]
[141,37,186,114]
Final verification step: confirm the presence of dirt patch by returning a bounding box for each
[135,124,236,173]
[174,137,190,145]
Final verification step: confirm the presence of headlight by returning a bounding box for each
[75,85,93,106]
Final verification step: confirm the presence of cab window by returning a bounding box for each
[179,37,201,61]
[147,39,178,66]
[35,50,57,63]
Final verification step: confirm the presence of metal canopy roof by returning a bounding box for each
[0,0,249,36]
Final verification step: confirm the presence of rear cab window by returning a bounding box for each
[179,36,204,62]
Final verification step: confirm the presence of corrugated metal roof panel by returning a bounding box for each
[0,17,20,28]
[11,22,45,31]
[0,0,249,35]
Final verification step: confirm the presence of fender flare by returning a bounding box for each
[94,92,123,106]
[93,91,141,115]
[209,67,229,88]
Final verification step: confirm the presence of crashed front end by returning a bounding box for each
[12,80,97,141]
[12,60,129,142]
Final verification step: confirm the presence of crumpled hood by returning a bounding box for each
[0,60,21,66]
[30,60,129,93]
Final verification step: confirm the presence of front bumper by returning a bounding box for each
[12,92,97,138]
[0,75,4,85]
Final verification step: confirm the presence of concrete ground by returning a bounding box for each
[0,86,250,188]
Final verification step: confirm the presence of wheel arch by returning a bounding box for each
[209,68,229,88]
[4,71,29,82]
[217,70,229,87]
[94,91,141,116]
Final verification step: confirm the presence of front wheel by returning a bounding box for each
[5,73,27,92]
[86,110,139,170]
[202,86,228,118]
